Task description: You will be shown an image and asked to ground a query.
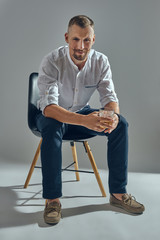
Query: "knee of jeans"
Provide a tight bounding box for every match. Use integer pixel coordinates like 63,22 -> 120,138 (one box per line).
118,115 -> 129,129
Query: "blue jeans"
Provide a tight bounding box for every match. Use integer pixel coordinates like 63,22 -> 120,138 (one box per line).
36,105 -> 129,199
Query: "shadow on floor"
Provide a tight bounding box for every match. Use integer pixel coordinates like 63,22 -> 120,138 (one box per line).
0,185 -> 137,229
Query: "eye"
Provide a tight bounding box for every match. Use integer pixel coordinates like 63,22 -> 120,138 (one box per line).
84,38 -> 91,42
73,37 -> 79,41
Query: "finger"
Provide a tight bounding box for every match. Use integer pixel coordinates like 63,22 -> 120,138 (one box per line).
100,120 -> 113,128
100,116 -> 113,121
104,129 -> 110,133
96,124 -> 110,132
96,127 -> 106,132
104,128 -> 112,134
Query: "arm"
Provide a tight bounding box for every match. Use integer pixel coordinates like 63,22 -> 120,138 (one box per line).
97,56 -> 120,133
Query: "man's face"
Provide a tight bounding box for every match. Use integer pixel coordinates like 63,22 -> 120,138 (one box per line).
65,24 -> 95,65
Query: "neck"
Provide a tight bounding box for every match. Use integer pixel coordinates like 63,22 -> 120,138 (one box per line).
76,61 -> 86,70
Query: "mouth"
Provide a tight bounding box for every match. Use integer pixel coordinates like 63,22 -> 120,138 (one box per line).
74,50 -> 84,54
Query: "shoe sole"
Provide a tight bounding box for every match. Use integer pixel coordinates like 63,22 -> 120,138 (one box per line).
44,214 -> 61,225
44,217 -> 61,225
110,202 -> 144,215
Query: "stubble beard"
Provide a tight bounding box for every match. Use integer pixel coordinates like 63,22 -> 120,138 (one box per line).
72,49 -> 89,62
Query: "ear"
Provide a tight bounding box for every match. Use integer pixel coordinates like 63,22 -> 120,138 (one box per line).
92,34 -> 95,45
65,32 -> 69,43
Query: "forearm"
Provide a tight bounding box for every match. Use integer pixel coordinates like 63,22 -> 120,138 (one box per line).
104,101 -> 120,114
44,104 -> 85,126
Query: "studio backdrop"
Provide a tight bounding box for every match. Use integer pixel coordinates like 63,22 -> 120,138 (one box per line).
0,0 -> 160,173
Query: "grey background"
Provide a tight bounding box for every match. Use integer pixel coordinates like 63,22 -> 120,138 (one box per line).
0,0 -> 159,173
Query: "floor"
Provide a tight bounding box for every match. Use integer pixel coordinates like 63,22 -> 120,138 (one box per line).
0,160 -> 159,240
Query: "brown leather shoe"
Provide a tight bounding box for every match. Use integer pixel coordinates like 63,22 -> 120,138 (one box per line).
110,193 -> 145,214
44,201 -> 61,224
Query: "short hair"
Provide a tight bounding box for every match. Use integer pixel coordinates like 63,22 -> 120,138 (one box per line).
68,15 -> 94,31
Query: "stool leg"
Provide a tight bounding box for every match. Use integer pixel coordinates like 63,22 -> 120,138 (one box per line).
83,141 -> 106,197
24,138 -> 42,188
70,141 -> 80,181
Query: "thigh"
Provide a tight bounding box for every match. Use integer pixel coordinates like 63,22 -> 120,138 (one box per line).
36,112 -> 64,135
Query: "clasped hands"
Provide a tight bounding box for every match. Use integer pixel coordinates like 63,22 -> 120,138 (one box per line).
85,111 -> 119,134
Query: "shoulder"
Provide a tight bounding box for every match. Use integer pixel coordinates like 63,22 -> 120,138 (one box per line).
90,49 -> 108,59
40,46 -> 68,69
45,46 -> 67,62
90,49 -> 110,67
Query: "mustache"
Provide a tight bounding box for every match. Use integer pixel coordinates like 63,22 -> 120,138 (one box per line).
73,49 -> 87,53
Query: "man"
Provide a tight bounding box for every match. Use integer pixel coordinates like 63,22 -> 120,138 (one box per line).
36,15 -> 145,225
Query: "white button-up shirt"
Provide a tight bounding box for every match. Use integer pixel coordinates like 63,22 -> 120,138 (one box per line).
37,46 -> 118,114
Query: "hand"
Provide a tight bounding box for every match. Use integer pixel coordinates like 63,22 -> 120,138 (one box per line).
102,113 -> 119,134
83,112 -> 115,132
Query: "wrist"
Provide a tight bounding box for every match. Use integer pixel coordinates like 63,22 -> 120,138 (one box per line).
78,114 -> 87,126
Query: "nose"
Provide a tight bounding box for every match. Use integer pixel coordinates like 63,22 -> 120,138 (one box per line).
78,40 -> 84,50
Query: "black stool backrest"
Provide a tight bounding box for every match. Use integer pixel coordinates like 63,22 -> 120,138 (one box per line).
28,72 -> 41,137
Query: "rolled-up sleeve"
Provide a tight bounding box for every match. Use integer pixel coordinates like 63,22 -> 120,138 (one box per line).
37,55 -> 59,114
97,57 -> 119,107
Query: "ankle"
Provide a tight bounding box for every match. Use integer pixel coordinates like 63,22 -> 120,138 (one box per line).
112,193 -> 124,201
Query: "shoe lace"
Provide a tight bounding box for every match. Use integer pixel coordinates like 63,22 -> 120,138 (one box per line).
46,202 -> 61,214
123,194 -> 136,205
